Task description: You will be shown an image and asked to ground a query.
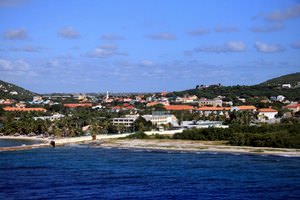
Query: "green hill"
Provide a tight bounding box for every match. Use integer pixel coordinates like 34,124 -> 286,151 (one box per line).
170,73 -> 300,101
0,80 -> 37,100
259,72 -> 300,87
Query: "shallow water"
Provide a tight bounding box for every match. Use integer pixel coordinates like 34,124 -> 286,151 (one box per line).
0,146 -> 300,199
0,139 -> 41,147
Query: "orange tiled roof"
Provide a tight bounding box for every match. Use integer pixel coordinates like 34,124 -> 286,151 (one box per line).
164,105 -> 194,111
197,106 -> 230,111
236,105 -> 256,110
3,107 -> 46,112
146,102 -> 164,107
258,108 -> 278,112
64,103 -> 92,108
284,104 -> 300,109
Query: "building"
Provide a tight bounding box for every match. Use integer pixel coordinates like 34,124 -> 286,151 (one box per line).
63,103 -> 93,108
231,105 -> 257,112
3,107 -> 47,112
284,103 -> 300,113
164,105 -> 194,111
282,84 -> 291,88
112,115 -> 138,127
258,108 -> 278,120
142,114 -> 178,126
198,98 -> 222,107
33,114 -> 65,121
196,107 -> 230,117
181,120 -> 229,129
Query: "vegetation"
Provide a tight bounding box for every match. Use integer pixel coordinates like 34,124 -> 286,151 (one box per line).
173,122 -> 300,148
171,85 -> 300,101
259,72 -> 300,87
0,80 -> 37,100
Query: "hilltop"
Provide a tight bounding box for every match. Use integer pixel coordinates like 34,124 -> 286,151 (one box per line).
171,73 -> 300,101
259,72 -> 300,87
0,80 -> 37,100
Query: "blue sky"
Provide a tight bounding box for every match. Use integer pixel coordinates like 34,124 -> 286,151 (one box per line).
0,0 -> 299,93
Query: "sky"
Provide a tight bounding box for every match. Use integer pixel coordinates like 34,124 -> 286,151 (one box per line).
0,0 -> 300,93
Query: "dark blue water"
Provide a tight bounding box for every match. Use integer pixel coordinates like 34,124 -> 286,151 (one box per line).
0,146 -> 300,200
0,139 -> 41,147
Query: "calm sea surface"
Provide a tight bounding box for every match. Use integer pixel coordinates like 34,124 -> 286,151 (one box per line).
0,143 -> 300,200
0,139 -> 41,147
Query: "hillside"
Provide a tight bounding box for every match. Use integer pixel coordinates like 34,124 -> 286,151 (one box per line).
0,80 -> 37,100
259,72 -> 300,87
171,73 -> 300,101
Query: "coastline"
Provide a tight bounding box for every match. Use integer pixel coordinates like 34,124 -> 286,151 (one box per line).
88,139 -> 300,157
1,135 -> 300,157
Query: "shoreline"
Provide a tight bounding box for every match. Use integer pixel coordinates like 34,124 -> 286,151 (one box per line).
1,136 -> 300,157
88,139 -> 300,157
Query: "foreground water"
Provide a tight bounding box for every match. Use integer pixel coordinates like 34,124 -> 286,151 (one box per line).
0,139 -> 41,147
0,145 -> 300,200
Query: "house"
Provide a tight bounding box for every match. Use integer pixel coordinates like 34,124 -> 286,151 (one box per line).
198,98 -> 222,107
276,95 -> 285,102
3,107 -> 47,112
282,84 -> 291,88
164,105 -> 194,111
284,103 -> 300,113
146,101 -> 169,107
197,107 -> 231,117
63,103 -> 93,108
258,108 -> 278,120
231,105 -> 257,112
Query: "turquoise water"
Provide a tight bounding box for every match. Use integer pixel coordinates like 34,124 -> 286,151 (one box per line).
0,139 -> 41,147
0,145 -> 300,199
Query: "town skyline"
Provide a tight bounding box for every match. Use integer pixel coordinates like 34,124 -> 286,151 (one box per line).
1,0 -> 300,93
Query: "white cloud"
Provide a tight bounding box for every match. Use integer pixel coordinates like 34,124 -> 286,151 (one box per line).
291,41 -> 300,49
188,28 -> 209,36
0,0 -> 26,8
4,29 -> 28,40
264,3 -> 300,22
214,26 -> 238,33
0,59 -> 30,71
58,27 -> 80,39
140,60 -> 154,66
251,22 -> 284,32
146,33 -> 176,40
193,41 -> 246,53
254,41 -> 283,53
87,44 -> 125,58
100,34 -> 125,40
10,45 -> 42,52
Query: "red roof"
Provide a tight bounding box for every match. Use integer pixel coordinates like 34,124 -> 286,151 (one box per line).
164,105 -> 194,111
3,107 -> 47,112
236,105 -> 256,110
64,103 -> 92,108
258,108 -> 278,112
284,104 -> 300,109
197,106 -> 230,111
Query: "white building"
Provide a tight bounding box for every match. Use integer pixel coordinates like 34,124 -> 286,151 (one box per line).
282,84 -> 291,88
181,120 -> 229,129
199,98 -> 222,107
142,114 -> 178,126
112,115 -> 138,127
258,108 -> 278,120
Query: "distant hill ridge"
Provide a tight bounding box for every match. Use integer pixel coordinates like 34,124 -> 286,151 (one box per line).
0,80 -> 37,100
259,72 -> 300,87
172,72 -> 300,101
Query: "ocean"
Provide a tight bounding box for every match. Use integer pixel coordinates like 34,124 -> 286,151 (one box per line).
0,144 -> 300,199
